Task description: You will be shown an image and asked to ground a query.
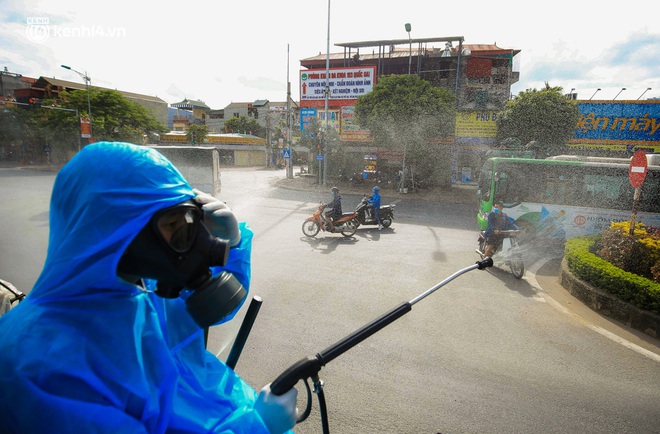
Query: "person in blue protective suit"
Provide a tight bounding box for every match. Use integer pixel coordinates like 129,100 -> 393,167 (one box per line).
0,142 -> 297,434
367,185 -> 383,230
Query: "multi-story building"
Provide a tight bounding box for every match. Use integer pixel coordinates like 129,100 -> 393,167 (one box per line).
170,98 -> 211,129
0,68 -> 37,101
300,36 -> 521,185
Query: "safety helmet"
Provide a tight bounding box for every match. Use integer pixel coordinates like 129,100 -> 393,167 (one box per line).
373,186 -> 380,193
331,187 -> 339,194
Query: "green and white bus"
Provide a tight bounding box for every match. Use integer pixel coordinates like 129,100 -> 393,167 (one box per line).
476,154 -> 660,240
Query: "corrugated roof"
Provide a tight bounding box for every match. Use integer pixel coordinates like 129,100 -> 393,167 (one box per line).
335,36 -> 465,49
301,41 -> 520,63
171,98 -> 210,109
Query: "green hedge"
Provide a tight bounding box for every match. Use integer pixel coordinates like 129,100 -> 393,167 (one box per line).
564,236 -> 660,314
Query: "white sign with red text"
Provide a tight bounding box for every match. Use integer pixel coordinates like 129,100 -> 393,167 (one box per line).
300,66 -> 376,103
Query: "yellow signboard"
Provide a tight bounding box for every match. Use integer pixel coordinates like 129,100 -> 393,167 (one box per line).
455,111 -> 498,138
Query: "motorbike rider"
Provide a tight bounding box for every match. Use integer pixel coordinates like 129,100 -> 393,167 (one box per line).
482,199 -> 519,258
367,185 -> 383,230
322,186 -> 342,230
0,142 -> 297,434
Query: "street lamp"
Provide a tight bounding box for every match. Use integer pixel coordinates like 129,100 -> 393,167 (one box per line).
405,23 -> 412,75
589,88 -> 601,100
61,64 -> 92,141
613,87 -> 626,100
637,87 -> 652,100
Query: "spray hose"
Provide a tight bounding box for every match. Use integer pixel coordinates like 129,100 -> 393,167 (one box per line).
270,258 -> 493,431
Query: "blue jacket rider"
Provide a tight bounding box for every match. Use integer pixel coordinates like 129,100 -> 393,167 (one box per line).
483,200 -> 519,258
0,142 -> 297,434
367,185 -> 383,230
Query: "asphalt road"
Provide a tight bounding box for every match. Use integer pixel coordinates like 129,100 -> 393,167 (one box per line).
1,165 -> 659,434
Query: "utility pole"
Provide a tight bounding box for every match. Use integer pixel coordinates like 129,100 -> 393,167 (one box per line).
286,44 -> 294,179
323,0 -> 331,186
61,65 -> 92,142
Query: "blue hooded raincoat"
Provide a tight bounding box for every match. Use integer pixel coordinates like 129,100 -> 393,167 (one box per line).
0,142 -> 272,433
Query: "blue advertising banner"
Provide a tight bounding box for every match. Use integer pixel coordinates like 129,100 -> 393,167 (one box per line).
572,101 -> 660,146
300,108 -> 317,137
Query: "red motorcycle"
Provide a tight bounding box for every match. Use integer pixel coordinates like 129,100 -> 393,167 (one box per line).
302,204 -> 358,238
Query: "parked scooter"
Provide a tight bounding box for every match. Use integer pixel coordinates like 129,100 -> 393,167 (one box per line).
476,229 -> 524,279
349,195 -> 395,228
302,203 -> 358,238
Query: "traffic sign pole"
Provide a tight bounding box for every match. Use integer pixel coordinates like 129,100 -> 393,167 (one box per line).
628,151 -> 648,236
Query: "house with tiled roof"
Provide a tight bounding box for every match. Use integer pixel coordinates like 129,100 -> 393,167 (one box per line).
13,76 -> 168,126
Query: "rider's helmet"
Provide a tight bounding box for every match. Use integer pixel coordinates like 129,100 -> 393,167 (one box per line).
372,186 -> 380,193
331,186 -> 339,195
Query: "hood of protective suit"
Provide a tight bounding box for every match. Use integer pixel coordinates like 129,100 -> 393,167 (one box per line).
34,141 -> 194,301
0,142 -> 267,433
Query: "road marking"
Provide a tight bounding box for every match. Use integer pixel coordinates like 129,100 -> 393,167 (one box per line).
526,259 -> 660,363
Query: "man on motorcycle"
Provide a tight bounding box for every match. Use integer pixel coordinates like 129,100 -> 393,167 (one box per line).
322,187 -> 342,230
367,186 -> 383,230
482,200 -> 519,258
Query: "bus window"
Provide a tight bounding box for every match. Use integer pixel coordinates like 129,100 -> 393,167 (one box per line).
478,166 -> 492,202
640,170 -> 660,213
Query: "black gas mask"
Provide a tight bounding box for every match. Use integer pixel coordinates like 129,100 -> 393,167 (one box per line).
117,200 -> 247,328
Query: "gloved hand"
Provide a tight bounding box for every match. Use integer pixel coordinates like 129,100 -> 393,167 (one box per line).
192,189 -> 241,247
254,383 -> 298,434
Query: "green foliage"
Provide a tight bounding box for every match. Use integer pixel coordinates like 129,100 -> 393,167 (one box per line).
355,74 -> 455,149
224,116 -> 264,137
497,83 -> 578,157
60,88 -> 167,143
354,74 -> 455,186
0,104 -> 78,163
186,124 -> 208,144
0,89 -> 168,164
564,236 -> 660,313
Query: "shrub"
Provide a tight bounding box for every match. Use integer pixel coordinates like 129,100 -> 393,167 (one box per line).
594,221 -> 660,283
564,236 -> 660,314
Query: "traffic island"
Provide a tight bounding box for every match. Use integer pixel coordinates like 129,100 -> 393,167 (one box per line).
560,259 -> 660,339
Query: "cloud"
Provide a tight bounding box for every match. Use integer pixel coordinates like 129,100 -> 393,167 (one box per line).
237,76 -> 286,92
515,30 -> 660,96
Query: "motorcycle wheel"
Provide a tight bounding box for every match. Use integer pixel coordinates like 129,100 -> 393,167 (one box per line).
381,216 -> 392,228
510,254 -> 525,279
341,219 -> 358,237
302,220 -> 320,237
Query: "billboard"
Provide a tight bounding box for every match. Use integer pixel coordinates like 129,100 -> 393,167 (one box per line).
300,66 -> 376,107
300,108 -> 317,135
340,106 -> 372,142
454,110 -> 498,147
570,101 -> 660,151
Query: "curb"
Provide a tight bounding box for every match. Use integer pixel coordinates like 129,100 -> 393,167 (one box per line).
560,259 -> 660,339
275,174 -> 479,205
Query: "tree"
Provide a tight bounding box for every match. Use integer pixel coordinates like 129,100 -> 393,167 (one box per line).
60,88 -> 168,144
496,83 -> 578,158
224,116 -> 264,137
354,74 -> 455,187
186,124 -> 208,144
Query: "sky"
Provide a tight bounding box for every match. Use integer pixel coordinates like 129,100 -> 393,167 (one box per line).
1,0 -> 659,110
